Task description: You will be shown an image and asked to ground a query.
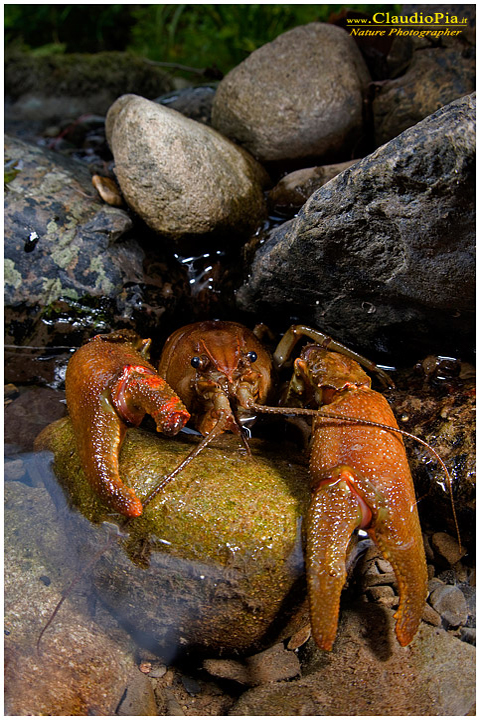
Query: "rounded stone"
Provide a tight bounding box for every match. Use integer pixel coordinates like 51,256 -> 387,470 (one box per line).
35,418 -> 310,656
429,584 -> 468,628
106,94 -> 268,240
211,23 -> 371,163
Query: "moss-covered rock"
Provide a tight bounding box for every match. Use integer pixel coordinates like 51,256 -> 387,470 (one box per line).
35,418 -> 311,655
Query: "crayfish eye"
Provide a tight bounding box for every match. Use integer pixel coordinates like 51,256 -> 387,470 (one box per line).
190,355 -> 209,370
246,351 -> 258,363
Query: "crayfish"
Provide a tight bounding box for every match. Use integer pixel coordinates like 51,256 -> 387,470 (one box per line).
61,320 -> 453,652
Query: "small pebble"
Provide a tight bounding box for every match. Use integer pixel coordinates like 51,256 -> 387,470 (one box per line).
4,383 -> 19,405
203,658 -> 250,685
427,564 -> 436,580
363,571 -> 397,588
421,604 -> 442,627
423,533 -> 435,562
91,174 -> 123,207
204,643 -> 300,686
287,624 -> 311,650
459,627 -> 476,645
431,532 -> 466,565
181,675 -> 201,695
428,578 -> 445,593
148,663 -> 167,679
429,584 -> 468,628
376,558 -> 393,574
246,644 -> 301,685
367,585 -> 395,602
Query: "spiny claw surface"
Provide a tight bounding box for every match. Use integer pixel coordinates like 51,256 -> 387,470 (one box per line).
65,331 -> 190,517
307,385 -> 428,650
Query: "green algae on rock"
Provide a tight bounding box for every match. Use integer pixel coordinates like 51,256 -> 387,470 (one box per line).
35,417 -> 310,655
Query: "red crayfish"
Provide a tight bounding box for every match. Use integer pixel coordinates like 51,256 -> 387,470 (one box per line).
62,320 -> 454,651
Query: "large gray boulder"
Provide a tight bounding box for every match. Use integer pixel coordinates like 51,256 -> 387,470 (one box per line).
106,94 -> 268,240
237,93 -> 475,360
211,23 -> 371,164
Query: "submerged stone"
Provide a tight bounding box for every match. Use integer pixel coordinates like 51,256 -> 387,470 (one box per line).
35,418 -> 310,655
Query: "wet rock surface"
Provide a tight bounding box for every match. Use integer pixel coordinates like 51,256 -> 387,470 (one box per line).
4,133 -> 196,354
4,134 -> 141,345
35,418 -> 311,655
212,23 -> 371,164
238,93 -> 475,362
4,478 -> 137,716
106,94 -> 269,240
388,361 -> 476,542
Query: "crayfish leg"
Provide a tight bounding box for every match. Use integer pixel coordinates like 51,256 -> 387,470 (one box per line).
306,471 -> 364,651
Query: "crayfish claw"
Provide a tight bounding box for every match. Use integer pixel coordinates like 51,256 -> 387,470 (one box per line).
306,475 -> 364,651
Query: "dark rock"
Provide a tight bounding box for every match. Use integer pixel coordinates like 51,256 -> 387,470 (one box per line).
156,85 -> 217,125
4,134 -> 187,351
373,48 -> 475,146
431,531 -> 467,565
429,584 -> 468,627
387,366 -> 475,544
386,5 -> 476,78
117,668 -> 158,716
237,93 -> 475,362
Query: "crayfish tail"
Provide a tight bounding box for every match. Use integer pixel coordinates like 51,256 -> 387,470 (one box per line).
306,478 -> 363,651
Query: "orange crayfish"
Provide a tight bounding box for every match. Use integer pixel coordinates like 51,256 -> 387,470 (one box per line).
158,320 -> 272,439
63,320 -> 449,652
